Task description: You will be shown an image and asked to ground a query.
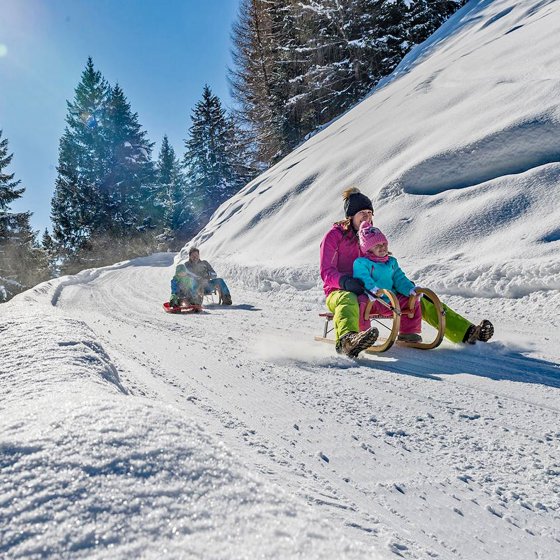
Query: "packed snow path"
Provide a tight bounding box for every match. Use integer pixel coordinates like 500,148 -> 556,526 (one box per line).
36,254 -> 560,559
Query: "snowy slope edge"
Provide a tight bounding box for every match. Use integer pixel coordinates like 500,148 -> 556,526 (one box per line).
0,301 -> 374,559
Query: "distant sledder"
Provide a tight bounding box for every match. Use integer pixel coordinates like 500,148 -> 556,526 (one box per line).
317,188 -> 494,357
164,249 -> 233,313
164,263 -> 203,313
185,248 -> 232,305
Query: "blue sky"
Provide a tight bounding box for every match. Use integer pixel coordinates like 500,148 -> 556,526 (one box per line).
0,0 -> 241,232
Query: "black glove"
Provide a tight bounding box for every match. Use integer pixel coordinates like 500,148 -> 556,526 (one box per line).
339,275 -> 365,295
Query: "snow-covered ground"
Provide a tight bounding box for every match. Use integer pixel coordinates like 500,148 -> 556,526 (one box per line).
2,0 -> 560,558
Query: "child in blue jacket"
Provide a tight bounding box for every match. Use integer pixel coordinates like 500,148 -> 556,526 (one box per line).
353,223 -> 422,342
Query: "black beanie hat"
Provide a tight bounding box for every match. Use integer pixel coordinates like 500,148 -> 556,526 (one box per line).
344,189 -> 373,217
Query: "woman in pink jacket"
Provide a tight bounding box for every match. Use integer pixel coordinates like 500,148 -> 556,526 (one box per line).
320,188 -> 380,357
320,188 -> 493,357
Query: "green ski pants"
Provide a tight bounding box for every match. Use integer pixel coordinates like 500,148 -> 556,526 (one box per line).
326,290 -> 360,342
421,298 -> 471,344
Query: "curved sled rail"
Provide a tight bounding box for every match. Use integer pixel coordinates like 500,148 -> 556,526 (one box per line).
314,289 -> 402,354
362,289 -> 401,353
396,287 -> 446,350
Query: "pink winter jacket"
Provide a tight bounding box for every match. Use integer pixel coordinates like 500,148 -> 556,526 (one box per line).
320,222 -> 361,297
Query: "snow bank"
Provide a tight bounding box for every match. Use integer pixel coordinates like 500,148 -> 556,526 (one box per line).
184,0 -> 560,302
0,301 -> 373,559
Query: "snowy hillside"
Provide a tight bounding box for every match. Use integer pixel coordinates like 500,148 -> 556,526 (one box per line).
2,0 -> 560,559
188,0 -> 560,301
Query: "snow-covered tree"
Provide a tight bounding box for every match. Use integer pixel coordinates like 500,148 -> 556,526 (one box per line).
154,135 -> 192,250
230,0 -> 467,167
183,86 -> 250,233
51,59 -> 157,273
0,130 -> 49,301
406,0 -> 467,45
230,0 -> 289,165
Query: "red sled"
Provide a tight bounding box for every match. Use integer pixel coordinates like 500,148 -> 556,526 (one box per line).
163,301 -> 203,314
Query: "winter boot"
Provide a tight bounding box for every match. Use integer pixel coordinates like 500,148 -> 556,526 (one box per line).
336,327 -> 379,358
463,319 -> 494,344
398,333 -> 422,343
477,319 -> 494,342
222,294 -> 232,305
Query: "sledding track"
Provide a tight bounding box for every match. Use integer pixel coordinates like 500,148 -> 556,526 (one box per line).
52,256 -> 560,559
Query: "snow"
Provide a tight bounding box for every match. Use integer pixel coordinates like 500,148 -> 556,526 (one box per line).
2,0 -> 560,558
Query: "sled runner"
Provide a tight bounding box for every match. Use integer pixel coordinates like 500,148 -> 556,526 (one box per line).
163,301 -> 203,314
315,287 -> 446,353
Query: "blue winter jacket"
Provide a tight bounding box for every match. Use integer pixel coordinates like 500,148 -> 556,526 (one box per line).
353,256 -> 415,296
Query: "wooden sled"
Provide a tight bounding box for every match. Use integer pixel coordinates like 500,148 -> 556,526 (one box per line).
315,287 -> 446,353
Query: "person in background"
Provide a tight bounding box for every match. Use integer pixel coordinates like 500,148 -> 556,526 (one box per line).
170,263 -> 200,307
185,248 -> 232,305
319,188 -> 493,356
319,189 -> 380,357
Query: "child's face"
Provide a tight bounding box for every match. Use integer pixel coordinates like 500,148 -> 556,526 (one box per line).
177,271 -> 187,278
369,242 -> 388,258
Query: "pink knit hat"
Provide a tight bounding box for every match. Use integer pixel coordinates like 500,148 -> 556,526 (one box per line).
358,222 -> 388,253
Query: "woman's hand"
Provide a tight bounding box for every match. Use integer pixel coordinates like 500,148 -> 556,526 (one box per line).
339,275 -> 365,295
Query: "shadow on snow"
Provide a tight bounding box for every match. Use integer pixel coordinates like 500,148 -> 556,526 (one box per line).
356,343 -> 560,389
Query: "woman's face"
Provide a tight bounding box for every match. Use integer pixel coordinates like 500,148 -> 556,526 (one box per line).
352,209 -> 373,230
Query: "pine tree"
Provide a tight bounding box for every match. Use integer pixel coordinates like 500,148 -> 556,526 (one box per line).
230,0 -> 288,165
51,59 -> 157,273
283,0 -> 409,137
406,1 -> 467,45
51,57 -> 111,268
0,130 -> 48,301
154,135 -> 191,250
183,86 -> 245,232
224,114 -> 260,189
41,228 -> 59,277
103,83 -> 155,239
230,0 -> 466,165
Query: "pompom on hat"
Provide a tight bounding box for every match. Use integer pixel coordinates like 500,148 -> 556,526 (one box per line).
358,222 -> 388,253
342,187 -> 373,217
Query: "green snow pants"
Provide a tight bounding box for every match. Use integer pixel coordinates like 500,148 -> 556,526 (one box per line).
326,290 -> 360,342
421,298 -> 471,344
